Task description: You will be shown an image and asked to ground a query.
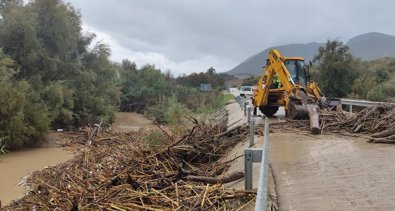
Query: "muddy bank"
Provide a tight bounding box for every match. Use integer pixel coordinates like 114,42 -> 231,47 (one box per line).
0,148 -> 73,205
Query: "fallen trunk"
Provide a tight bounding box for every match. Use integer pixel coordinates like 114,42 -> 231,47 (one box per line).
307,104 -> 321,134
185,171 -> 244,184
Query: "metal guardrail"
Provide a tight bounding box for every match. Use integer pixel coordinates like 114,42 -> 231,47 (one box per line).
340,98 -> 382,113
244,117 -> 270,211
254,117 -> 270,211
340,98 -> 395,112
236,96 -> 270,209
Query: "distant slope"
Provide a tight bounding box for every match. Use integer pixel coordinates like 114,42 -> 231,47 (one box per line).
227,43 -> 323,75
347,32 -> 395,60
228,32 -> 395,75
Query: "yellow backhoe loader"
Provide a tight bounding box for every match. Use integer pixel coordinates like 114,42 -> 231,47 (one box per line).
252,49 -> 327,134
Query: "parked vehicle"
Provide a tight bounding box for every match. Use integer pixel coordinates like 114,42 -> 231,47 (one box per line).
240,86 -> 253,98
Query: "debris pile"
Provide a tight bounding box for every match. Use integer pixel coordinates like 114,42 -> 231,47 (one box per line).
269,103 -> 395,143
323,104 -> 395,143
5,111 -> 252,210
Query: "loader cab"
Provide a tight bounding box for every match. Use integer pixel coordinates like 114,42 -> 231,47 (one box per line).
284,58 -> 307,88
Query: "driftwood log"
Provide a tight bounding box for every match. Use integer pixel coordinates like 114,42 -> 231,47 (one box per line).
307,104 -> 320,134
185,171 -> 244,184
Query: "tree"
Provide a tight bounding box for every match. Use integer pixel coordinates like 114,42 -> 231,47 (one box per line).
241,76 -> 259,86
119,63 -> 170,112
314,40 -> 356,98
0,51 -> 50,149
0,0 -> 120,148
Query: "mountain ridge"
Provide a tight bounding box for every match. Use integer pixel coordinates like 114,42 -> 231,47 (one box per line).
227,32 -> 395,75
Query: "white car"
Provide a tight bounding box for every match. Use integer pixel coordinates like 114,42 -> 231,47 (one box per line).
240,86 -> 253,98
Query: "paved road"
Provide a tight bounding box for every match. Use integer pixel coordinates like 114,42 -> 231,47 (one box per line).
270,132 -> 395,211
225,101 -> 395,210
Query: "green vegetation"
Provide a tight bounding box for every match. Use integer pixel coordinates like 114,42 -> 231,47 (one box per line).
0,0 -> 226,151
313,40 -> 395,101
0,0 -> 119,149
119,61 -> 227,125
143,131 -> 168,150
176,66 -> 225,89
222,94 -> 235,105
241,76 -> 259,86
313,40 -> 356,98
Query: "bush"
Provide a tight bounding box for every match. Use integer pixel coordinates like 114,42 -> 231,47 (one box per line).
367,76 -> 395,102
143,131 -> 168,150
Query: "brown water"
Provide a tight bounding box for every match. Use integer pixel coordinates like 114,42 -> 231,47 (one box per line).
0,148 -> 73,205
112,112 -> 155,132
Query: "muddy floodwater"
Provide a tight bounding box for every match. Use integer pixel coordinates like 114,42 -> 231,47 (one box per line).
0,148 -> 73,205
112,112 -> 155,132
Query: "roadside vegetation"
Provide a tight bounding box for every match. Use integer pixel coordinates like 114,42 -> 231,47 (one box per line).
312,40 -> 395,101
0,0 -> 229,151
118,59 -> 227,125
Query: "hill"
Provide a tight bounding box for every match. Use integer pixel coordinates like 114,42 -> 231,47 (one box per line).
347,32 -> 395,60
227,32 -> 395,75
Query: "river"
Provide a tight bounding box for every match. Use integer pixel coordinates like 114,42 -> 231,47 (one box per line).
0,147 -> 73,205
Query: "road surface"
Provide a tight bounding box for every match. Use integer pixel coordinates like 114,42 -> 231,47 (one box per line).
224,101 -> 395,211
270,132 -> 395,211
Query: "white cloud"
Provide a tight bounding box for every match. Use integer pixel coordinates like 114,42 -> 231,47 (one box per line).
67,0 -> 395,75
83,24 -> 234,75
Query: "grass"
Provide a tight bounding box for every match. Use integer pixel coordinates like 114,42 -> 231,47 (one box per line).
143,131 -> 168,150
222,94 -> 235,105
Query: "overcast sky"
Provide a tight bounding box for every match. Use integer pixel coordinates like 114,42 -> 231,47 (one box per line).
65,0 -> 395,75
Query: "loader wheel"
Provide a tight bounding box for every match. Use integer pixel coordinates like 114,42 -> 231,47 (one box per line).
259,106 -> 279,117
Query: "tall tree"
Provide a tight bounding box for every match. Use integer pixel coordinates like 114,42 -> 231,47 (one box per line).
314,40 -> 356,98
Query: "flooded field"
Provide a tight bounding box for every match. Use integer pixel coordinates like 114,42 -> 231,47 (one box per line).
0,148 -> 73,205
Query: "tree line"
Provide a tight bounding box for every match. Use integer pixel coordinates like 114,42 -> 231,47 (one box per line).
0,0 -> 226,150
312,40 -> 395,101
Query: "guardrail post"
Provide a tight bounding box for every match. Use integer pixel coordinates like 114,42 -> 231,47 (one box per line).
244,102 -> 249,116
249,118 -> 255,147
247,106 -> 252,122
349,104 -> 353,113
244,149 -> 253,190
